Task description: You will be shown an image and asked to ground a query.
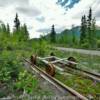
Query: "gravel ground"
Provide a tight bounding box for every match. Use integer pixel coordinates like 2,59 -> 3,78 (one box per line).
55,47 -> 100,56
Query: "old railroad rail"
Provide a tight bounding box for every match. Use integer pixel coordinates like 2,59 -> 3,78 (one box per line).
23,58 -> 88,100
38,56 -> 100,82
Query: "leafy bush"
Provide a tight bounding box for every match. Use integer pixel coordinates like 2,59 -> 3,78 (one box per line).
81,42 -> 89,48
0,65 -> 11,83
14,70 -> 38,94
6,45 -> 14,51
0,50 -> 21,83
32,40 -> 49,56
0,60 -> 20,82
97,40 -> 100,48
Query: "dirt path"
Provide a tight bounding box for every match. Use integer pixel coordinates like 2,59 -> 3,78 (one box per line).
54,47 -> 100,56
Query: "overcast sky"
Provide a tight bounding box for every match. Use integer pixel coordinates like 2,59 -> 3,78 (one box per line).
0,0 -> 100,38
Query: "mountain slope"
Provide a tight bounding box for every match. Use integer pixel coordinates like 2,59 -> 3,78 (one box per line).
59,26 -> 100,38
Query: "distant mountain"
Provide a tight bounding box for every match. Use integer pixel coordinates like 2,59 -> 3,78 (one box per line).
96,27 -> 100,39
57,25 -> 100,39
58,26 -> 80,37
40,25 -> 100,42
57,0 -> 80,9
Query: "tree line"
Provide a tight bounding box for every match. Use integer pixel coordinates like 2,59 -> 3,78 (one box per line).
0,8 -> 99,49
49,8 -> 99,49
0,13 -> 29,44
80,8 -> 96,48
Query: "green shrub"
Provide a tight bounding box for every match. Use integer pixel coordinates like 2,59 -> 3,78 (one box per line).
6,45 -> 14,51
0,50 -> 21,82
0,66 -> 11,83
97,40 -> 100,48
32,40 -> 49,56
14,70 -> 38,94
81,42 -> 89,49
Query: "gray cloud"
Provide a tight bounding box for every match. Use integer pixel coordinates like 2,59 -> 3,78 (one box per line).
95,13 -> 100,20
36,16 -> 45,22
16,6 -> 41,17
71,12 -> 83,19
0,0 -> 41,17
0,0 -> 29,7
95,10 -> 100,20
37,28 -> 50,33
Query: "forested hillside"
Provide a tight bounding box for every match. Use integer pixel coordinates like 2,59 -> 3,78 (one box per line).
49,8 -> 100,49
56,25 -> 100,48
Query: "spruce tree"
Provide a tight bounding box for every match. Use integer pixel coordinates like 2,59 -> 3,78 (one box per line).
91,17 -> 96,48
1,23 -> 6,33
6,23 -> 10,35
50,25 -> 56,43
13,13 -> 21,41
14,13 -> 20,32
87,7 -> 92,48
22,24 -> 29,41
0,23 -> 7,42
71,25 -> 76,44
80,15 -> 87,45
18,23 -> 29,42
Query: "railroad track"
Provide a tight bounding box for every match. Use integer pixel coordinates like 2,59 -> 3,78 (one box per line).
55,61 -> 100,82
38,56 -> 100,82
23,58 -> 88,100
